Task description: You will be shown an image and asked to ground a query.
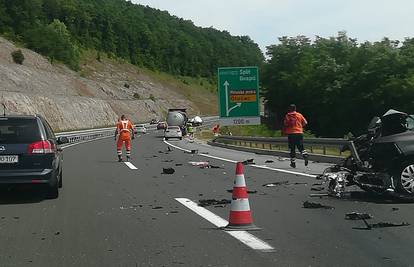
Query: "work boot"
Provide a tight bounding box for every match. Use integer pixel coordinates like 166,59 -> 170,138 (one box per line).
126,156 -> 130,162
304,155 -> 309,166
290,161 -> 296,168
118,155 -> 123,162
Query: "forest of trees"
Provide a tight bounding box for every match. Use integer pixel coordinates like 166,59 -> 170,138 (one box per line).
0,0 -> 264,75
262,32 -> 414,137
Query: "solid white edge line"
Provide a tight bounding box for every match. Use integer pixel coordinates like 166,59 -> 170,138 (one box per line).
124,162 -> 138,170
175,198 -> 275,252
164,140 -> 316,178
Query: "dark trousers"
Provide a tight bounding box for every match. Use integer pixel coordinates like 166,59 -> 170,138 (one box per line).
288,134 -> 308,161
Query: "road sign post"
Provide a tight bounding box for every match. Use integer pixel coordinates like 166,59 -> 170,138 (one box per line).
218,67 -> 260,126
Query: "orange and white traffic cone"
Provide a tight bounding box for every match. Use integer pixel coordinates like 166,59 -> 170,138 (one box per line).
224,162 -> 260,231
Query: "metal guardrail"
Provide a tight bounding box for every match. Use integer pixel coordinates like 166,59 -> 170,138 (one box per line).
208,135 -> 352,164
56,127 -> 116,145
211,135 -> 349,153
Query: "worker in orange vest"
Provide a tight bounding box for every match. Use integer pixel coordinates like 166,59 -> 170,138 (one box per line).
115,115 -> 135,162
283,104 -> 308,168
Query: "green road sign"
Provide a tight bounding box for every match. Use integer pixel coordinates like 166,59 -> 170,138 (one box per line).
218,66 -> 260,126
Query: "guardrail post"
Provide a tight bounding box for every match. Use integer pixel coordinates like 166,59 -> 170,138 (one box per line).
323,146 -> 326,155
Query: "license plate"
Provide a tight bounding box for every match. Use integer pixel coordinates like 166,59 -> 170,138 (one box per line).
0,155 -> 18,164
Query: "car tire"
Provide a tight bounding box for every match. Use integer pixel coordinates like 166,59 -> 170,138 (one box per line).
46,173 -> 59,199
394,162 -> 414,195
58,169 -> 63,188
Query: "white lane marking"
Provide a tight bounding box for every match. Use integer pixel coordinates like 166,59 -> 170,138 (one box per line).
175,198 -> 274,252
124,162 -> 138,170
164,140 -> 316,178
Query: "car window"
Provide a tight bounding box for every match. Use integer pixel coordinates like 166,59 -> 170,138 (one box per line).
41,118 -> 56,139
0,118 -> 41,144
407,115 -> 414,130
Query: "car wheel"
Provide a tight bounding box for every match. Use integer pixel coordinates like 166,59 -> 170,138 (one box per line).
58,170 -> 63,188
394,163 -> 414,195
46,173 -> 59,199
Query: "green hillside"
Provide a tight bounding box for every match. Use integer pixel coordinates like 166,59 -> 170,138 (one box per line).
0,0 -> 264,77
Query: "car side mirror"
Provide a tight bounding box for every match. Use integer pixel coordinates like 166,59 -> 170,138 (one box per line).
57,136 -> 69,145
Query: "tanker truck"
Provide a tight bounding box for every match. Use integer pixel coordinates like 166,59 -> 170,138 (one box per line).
166,108 -> 188,135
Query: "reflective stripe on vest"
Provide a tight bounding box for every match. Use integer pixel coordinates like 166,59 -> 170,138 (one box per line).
120,120 -> 130,133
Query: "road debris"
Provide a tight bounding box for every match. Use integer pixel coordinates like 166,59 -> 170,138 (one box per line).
263,181 -> 289,187
242,158 -> 255,165
175,163 -> 183,166
345,212 -> 373,220
310,193 -> 329,197
263,181 -> 307,187
311,187 -> 325,191
303,201 -> 334,209
265,160 -> 274,163
162,168 -> 175,174
392,207 -> 399,211
163,160 -> 173,162
188,161 -> 209,168
355,218 -> 410,230
277,157 -> 289,161
198,199 -> 231,207
152,206 -> 163,210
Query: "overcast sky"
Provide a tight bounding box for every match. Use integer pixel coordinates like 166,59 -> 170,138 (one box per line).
132,0 -> 414,53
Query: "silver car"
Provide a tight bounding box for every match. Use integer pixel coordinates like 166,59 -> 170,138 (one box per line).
135,125 -> 147,134
164,126 -> 182,140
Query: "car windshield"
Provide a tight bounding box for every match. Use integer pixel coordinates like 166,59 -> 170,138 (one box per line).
0,118 -> 41,144
407,115 -> 414,130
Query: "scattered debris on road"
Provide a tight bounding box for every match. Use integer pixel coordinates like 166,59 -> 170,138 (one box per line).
263,181 -> 308,187
355,219 -> 410,230
163,160 -> 173,162
392,207 -> 399,211
265,160 -> 274,163
175,163 -> 183,166
263,181 -> 289,187
242,159 -> 255,165
345,212 -> 373,220
311,187 -> 325,191
198,199 -> 231,207
188,161 -> 209,168
303,201 -> 334,209
152,206 -> 163,210
162,168 -> 175,174
310,193 -> 329,197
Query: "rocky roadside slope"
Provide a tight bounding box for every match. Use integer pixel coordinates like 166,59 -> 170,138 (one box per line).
0,37 -> 216,131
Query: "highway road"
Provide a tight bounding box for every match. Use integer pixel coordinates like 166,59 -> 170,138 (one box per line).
1,130 -> 414,267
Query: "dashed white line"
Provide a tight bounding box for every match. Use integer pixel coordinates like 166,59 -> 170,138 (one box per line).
124,162 -> 138,170
175,198 -> 275,252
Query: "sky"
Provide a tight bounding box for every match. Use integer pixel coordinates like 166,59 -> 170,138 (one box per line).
131,0 -> 414,53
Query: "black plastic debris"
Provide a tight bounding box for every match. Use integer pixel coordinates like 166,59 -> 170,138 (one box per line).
392,207 -> 400,211
355,218 -> 410,230
303,201 -> 334,209
315,175 -> 324,180
152,206 -> 163,210
163,168 -> 175,174
54,231 -> 60,236
311,187 -> 325,191
265,160 -> 274,163
167,146 -> 172,152
190,149 -> 198,154
345,212 -> 373,220
198,199 -> 231,207
242,159 -> 255,165
175,163 -> 183,166
163,160 -> 173,162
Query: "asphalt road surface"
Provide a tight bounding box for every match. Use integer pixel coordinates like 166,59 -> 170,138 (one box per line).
1,131 -> 414,267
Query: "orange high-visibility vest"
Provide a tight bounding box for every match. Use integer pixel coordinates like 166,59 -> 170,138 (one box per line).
117,120 -> 133,140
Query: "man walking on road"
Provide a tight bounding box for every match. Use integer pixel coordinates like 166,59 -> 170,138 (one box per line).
115,115 -> 135,162
283,104 -> 309,168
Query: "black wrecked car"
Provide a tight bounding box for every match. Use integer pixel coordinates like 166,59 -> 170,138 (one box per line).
0,115 -> 68,198
322,109 -> 414,198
